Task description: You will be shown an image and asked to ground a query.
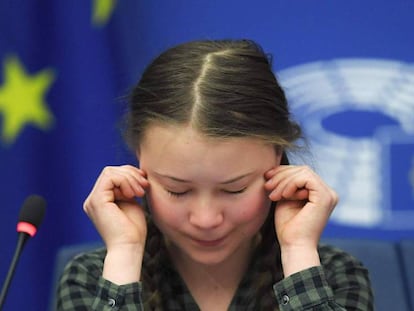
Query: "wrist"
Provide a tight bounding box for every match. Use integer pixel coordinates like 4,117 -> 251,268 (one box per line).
280,244 -> 320,277
103,243 -> 145,285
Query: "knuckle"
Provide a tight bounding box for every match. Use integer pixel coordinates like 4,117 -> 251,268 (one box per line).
102,166 -> 115,175
328,189 -> 339,208
299,165 -> 314,177
300,165 -> 311,172
83,199 -> 90,213
332,190 -> 339,206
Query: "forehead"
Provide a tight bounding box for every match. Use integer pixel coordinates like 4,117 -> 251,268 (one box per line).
139,124 -> 277,177
140,123 -> 270,152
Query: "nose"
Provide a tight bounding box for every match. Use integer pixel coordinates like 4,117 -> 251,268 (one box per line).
188,197 -> 224,229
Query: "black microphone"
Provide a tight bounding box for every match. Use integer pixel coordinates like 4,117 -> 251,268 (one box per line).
0,195 -> 47,310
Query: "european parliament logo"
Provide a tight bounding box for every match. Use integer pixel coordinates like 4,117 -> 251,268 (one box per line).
279,59 -> 414,230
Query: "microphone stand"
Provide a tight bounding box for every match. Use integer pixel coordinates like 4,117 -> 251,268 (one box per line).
0,233 -> 29,310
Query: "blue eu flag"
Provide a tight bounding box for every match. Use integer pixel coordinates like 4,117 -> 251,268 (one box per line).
0,1 -> 141,310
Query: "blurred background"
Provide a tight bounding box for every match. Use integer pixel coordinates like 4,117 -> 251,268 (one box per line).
0,1 -> 413,310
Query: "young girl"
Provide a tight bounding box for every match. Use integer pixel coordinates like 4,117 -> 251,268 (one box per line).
57,39 -> 373,310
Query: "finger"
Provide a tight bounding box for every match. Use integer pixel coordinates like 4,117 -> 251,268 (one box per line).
113,187 -> 135,202
264,165 -> 297,188
114,171 -> 146,199
264,165 -> 290,180
84,167 -> 146,216
113,165 -> 149,194
266,166 -> 317,201
285,188 -> 310,201
265,167 -> 301,200
278,172 -> 311,200
119,165 -> 149,184
118,200 -> 146,228
95,166 -> 148,199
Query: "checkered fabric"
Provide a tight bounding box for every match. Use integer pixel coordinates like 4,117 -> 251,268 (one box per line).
56,244 -> 373,310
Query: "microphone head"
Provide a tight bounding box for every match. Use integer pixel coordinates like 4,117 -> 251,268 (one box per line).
17,195 -> 47,236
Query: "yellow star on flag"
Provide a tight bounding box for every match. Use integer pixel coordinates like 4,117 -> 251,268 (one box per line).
92,0 -> 117,26
0,56 -> 55,144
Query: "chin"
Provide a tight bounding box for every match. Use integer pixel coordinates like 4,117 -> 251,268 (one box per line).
169,239 -> 237,267
186,250 -> 234,267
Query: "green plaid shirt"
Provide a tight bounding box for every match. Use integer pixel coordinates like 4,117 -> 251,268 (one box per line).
56,244 -> 373,310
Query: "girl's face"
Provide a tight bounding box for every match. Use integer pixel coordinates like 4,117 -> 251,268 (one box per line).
139,125 -> 280,266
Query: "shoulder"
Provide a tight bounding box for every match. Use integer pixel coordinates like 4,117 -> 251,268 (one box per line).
318,243 -> 371,287
318,243 -> 364,268
60,247 -> 107,281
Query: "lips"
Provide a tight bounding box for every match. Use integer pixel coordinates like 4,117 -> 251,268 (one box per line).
191,236 -> 226,247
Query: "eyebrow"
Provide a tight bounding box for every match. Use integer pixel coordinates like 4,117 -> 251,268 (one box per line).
153,171 -> 254,184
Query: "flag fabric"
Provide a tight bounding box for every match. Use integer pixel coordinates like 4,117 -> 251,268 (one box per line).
0,1 -> 142,310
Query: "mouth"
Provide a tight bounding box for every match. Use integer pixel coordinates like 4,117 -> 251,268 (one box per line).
191,236 -> 227,247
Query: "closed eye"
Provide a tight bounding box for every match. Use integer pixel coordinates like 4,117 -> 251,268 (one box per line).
223,187 -> 247,195
167,190 -> 189,197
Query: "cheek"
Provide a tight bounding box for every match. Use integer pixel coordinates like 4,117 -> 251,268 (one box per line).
146,187 -> 185,228
228,191 -> 271,225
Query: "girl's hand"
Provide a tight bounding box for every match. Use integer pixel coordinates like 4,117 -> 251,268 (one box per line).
84,165 -> 149,249
83,165 -> 149,284
264,165 -> 338,276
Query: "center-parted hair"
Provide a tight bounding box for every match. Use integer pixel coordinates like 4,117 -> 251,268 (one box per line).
124,39 -> 302,310
125,39 -> 301,149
